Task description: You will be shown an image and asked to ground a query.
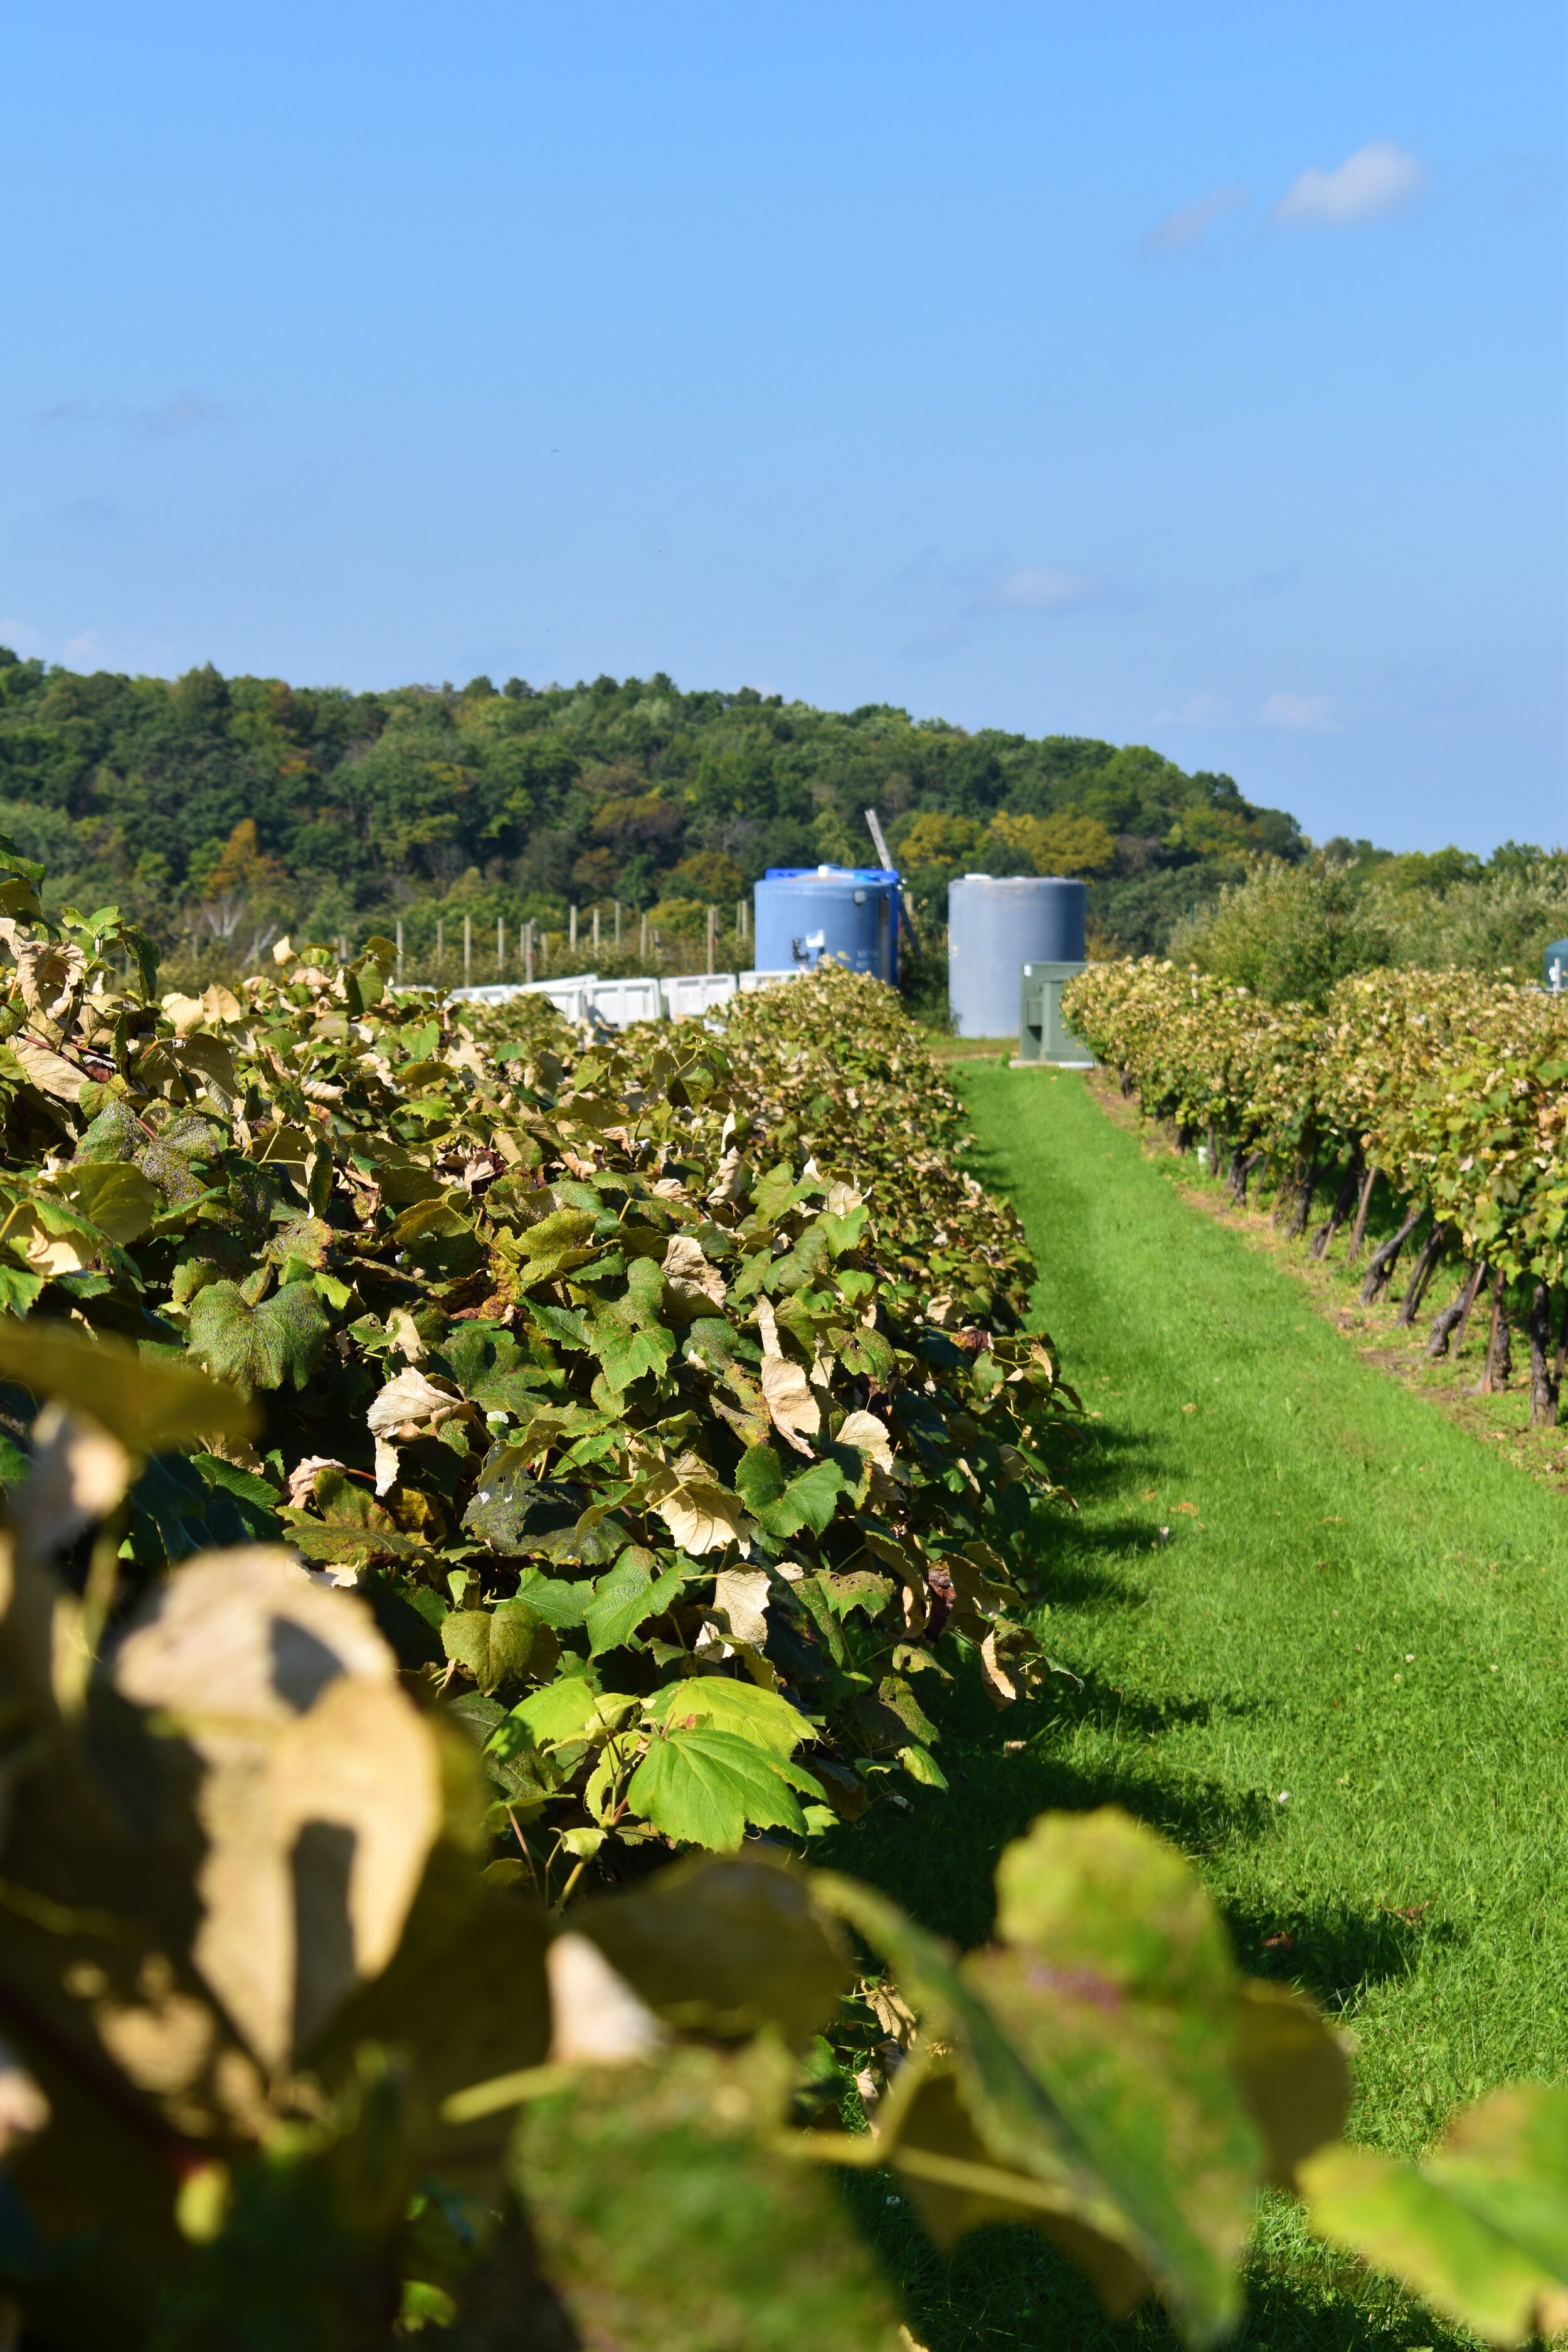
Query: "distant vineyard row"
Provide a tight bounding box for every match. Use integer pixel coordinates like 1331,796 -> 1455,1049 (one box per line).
1067,957 -> 1568,1418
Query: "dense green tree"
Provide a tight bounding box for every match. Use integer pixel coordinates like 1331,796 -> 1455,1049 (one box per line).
0,646 -> 1318,965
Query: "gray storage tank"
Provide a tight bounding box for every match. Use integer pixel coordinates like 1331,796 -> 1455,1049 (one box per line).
753,866 -> 900,983
948,874 -> 1086,1038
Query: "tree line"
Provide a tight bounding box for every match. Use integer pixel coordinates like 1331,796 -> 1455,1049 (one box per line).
0,650 -> 1306,973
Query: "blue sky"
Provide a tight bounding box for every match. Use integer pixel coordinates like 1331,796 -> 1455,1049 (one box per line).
2,2 -> 1562,850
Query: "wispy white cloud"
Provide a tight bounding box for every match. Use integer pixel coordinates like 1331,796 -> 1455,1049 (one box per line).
975,566 -> 1108,614
1262,691 -> 1333,731
1153,692 -> 1227,726
0,619 -> 44,657
1140,183 -> 1249,255
39,389 -> 225,436
1274,142 -> 1426,228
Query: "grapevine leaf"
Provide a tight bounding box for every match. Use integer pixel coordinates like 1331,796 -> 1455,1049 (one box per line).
188,1279 -> 331,1398
55,1160 -> 160,1245
440,1601 -> 557,1693
519,2047 -> 905,2352
626,1725 -> 818,1850
1301,2087 -> 1568,2347
644,1676 -> 813,1757
734,1446 -> 842,1537
583,1552 -> 687,1656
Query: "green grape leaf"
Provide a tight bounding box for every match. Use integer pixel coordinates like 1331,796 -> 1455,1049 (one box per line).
626,1725 -> 822,1850
583,1552 -> 687,1656
188,1278 -> 331,1397
514,1568 -> 593,1629
1232,1980 -> 1350,2188
55,1159 -> 160,1244
590,1305 -> 676,1394
644,1675 -> 813,1757
440,1601 -> 558,1693
817,1806 -> 1265,2344
734,1446 -> 843,1537
1302,2086 -> 1568,2347
518,2046 -> 905,2352
507,1677 -> 628,1747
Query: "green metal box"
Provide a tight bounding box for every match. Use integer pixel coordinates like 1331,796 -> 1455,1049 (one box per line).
1018,960 -> 1093,1066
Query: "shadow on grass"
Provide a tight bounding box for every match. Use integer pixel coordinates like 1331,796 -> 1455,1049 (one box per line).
843,2188 -> 1473,2352
818,1687 -> 1269,1950
1225,1893 -> 1460,2015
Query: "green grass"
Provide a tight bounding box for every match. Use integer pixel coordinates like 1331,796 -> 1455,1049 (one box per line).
832,1067 -> 1568,2351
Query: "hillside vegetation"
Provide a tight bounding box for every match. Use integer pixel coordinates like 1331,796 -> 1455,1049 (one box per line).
0,651 -> 1303,975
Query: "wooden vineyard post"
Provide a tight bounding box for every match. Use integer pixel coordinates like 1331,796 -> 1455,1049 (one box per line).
464,916 -> 472,986
706,905 -> 717,975
569,904 -> 578,955
496,917 -> 504,977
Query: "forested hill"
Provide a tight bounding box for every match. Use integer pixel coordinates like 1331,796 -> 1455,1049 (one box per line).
0,650 -> 1305,966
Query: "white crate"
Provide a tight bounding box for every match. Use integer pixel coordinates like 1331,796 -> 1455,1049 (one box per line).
662,973 -> 738,1019
738,968 -> 807,992
452,974 -> 600,1019
586,977 -> 664,1027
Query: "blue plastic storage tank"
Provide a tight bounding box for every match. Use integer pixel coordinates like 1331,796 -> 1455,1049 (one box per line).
753,866 -> 900,983
1545,938 -> 1568,992
948,875 -> 1087,1037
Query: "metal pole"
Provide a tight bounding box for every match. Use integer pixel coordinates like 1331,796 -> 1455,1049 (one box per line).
640,911 -> 649,961
614,900 -> 622,946
437,918 -> 444,974
865,804 -> 918,949
525,920 -> 536,983
706,906 -> 716,976
395,919 -> 403,983
464,915 -> 472,985
592,905 -> 600,955
569,904 -> 578,955
497,916 -> 504,976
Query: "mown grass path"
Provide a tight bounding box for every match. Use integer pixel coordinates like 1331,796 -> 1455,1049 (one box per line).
856,1067 -> 1568,2352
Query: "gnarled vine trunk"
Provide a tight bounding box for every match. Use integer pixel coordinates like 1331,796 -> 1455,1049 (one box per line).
1283,1159 -> 1321,1241
1428,1262 -> 1484,1357
1227,1148 -> 1266,1206
1530,1281 -> 1560,1427
1359,1202 -> 1426,1305
1345,1166 -> 1379,1263
1473,1271 -> 1512,1395
1395,1221 -> 1451,1328
1310,1155 -> 1363,1260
